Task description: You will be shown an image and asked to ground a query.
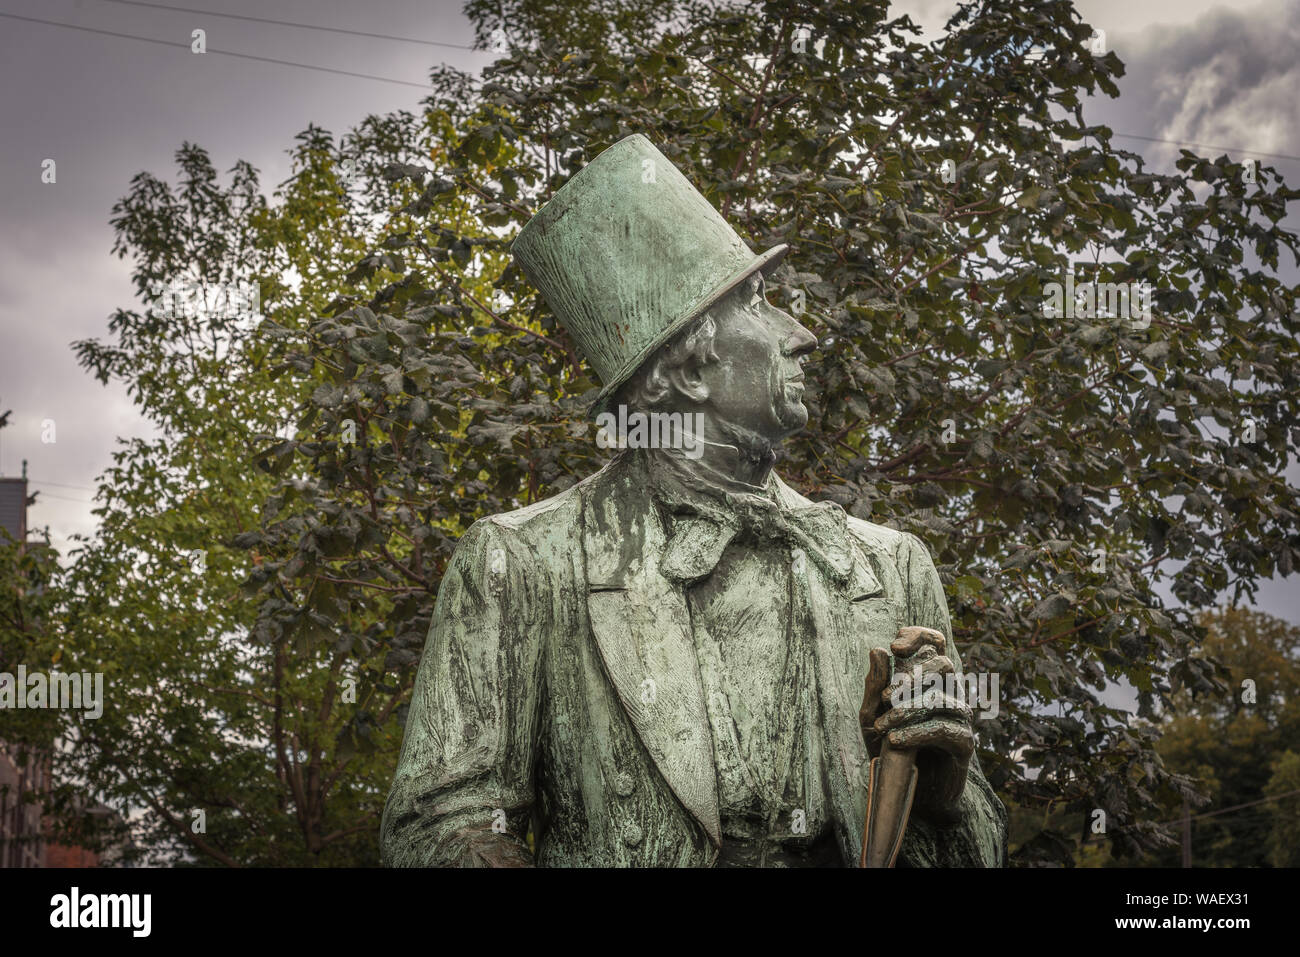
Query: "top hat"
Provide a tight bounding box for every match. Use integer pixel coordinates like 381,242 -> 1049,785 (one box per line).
511,133 -> 788,418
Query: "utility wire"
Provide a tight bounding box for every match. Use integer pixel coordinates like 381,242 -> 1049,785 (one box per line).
1185,787 -> 1300,822
10,11 -> 1300,167
93,1 -> 1300,166
29,491 -> 96,504
0,11 -> 434,89
1108,132 -> 1300,166
1155,786 -> 1300,826
97,0 -> 481,51
29,479 -> 96,492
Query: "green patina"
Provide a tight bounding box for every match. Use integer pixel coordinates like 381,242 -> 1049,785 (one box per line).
380,134 -> 1007,867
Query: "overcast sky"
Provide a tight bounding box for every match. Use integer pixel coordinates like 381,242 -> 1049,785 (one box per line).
1,0 -> 1297,621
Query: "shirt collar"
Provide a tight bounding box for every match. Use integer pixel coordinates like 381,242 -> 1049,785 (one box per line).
640,449 -> 854,587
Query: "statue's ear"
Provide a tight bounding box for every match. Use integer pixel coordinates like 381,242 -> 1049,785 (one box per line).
666,362 -> 709,405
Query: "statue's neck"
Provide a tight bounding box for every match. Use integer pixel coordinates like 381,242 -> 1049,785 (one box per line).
647,413 -> 778,493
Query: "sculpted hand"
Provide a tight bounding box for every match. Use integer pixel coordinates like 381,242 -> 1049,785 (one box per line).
859,626 -> 974,823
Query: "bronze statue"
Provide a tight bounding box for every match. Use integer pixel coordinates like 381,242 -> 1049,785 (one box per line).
380,133 -> 1006,866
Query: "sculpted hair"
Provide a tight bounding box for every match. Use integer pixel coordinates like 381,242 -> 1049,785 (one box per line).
616,312 -> 719,413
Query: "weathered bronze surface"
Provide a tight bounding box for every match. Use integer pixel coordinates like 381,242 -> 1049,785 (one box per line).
380,134 -> 1007,867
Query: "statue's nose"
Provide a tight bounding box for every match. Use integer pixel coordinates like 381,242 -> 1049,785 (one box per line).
783,316 -> 818,356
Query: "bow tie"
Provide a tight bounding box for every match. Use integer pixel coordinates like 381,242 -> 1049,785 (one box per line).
654,480 -> 854,587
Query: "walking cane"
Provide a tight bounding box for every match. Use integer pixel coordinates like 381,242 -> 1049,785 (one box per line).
860,740 -> 918,868
859,627 -> 944,868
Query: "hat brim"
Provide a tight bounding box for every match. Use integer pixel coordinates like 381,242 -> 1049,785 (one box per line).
587,243 -> 789,420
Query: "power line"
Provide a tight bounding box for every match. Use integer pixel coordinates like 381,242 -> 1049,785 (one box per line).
10,11 -> 1299,169
97,0 -> 480,51
0,11 -> 434,90
1109,131 -> 1300,166
29,491 -> 96,504
1187,787 -> 1300,822
29,479 -> 96,492
1155,786 -> 1300,826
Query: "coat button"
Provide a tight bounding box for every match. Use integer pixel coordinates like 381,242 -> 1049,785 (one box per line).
613,771 -> 636,797
622,822 -> 644,847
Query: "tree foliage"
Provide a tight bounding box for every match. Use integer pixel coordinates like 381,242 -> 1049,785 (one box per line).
1141,607 -> 1300,867
0,466 -> 63,753
57,133 -> 424,865
42,0 -> 1300,865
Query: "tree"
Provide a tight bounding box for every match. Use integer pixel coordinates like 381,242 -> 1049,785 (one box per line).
64,0 -> 1300,864
1134,607 -> 1300,867
250,0 -> 1296,863
1264,750 -> 1300,868
0,515 -> 59,745
0,420 -> 79,858
59,129 -> 437,864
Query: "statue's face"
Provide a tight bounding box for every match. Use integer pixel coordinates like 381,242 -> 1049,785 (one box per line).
696,273 -> 818,443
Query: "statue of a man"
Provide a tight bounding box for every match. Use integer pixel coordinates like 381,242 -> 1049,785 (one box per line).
381,134 -> 1006,867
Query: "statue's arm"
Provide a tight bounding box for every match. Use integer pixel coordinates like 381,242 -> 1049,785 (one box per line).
898,532 -> 1008,867
380,519 -> 545,867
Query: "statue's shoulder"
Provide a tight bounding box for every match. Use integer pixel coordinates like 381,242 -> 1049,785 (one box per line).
480,486 -> 582,535
472,486 -> 584,555
844,514 -> 917,556
469,455 -> 628,544
772,472 -> 919,557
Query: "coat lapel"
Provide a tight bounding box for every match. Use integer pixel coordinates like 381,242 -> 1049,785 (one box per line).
801,558 -> 870,865
579,458 -> 887,859
581,457 -> 722,847
774,478 -> 886,865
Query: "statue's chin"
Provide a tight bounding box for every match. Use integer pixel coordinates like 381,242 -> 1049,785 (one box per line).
716,401 -> 807,458
776,395 -> 809,438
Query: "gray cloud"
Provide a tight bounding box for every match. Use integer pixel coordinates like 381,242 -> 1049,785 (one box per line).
1095,0 -> 1300,168
0,0 -> 487,556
